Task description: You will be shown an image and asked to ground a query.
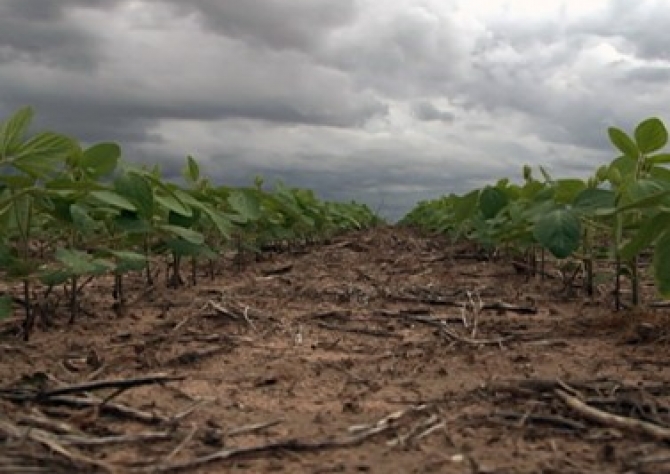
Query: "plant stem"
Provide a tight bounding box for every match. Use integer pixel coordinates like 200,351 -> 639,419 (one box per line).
615,256 -> 621,311
68,275 -> 78,324
21,279 -> 33,341
630,256 -> 640,306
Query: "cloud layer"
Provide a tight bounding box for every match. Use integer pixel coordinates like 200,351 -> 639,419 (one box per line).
2,0 -> 669,218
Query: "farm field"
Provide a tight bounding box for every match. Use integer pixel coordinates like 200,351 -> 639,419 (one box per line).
2,225 -> 670,474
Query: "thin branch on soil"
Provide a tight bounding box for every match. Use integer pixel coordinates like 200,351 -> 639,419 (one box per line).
415,419 -> 447,441
464,289 -> 483,338
484,378 -> 618,397
59,431 -> 174,446
376,310 -> 512,346
164,423 -> 198,463
19,409 -> 82,435
440,326 -> 512,347
205,300 -> 261,330
555,389 -> 670,440
627,452 -> 670,469
167,346 -> 229,366
484,301 -> 537,314
390,293 -> 536,314
41,394 -> 172,424
348,404 -> 430,434
316,321 -> 403,339
241,305 -> 257,330
138,405 -> 430,473
492,410 -> 586,431
649,300 -> 670,308
204,300 -> 239,320
0,417 -> 115,474
301,309 -> 353,321
486,378 -> 670,401
11,374 -> 184,401
171,398 -> 213,422
226,419 -> 283,437
386,413 -> 443,446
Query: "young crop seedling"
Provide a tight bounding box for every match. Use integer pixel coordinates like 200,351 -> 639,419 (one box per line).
403,116 -> 670,307
0,107 -> 381,336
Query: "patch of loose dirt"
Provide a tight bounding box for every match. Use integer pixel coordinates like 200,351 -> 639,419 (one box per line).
2,226 -> 670,473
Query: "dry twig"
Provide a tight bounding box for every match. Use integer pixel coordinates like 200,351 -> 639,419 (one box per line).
556,389 -> 670,440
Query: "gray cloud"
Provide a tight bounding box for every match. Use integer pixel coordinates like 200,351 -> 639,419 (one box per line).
577,0 -> 670,61
320,4 -> 466,98
624,66 -> 670,83
1,0 -> 670,221
0,0 -> 105,70
412,101 -> 455,122
160,0 -> 356,53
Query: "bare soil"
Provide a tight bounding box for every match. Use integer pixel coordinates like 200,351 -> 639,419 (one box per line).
2,226 -> 670,474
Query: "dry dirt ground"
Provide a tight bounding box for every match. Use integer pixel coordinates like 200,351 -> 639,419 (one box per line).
2,226 -> 670,474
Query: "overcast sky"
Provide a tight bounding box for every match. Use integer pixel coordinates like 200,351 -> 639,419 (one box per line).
2,0 -> 669,219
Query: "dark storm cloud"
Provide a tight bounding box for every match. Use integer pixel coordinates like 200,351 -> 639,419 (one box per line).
159,0 -> 356,52
412,101 -> 455,122
623,66 -> 670,83
203,151 -> 490,219
0,0 -> 122,70
2,0 -> 670,220
0,0 -> 387,144
320,4 -> 465,97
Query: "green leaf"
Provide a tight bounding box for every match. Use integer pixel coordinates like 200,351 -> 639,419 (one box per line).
168,208 -> 200,228
572,188 -> 615,213
81,143 -> 120,178
478,186 -> 508,219
11,132 -> 73,177
618,179 -> 670,211
521,198 -> 556,222
114,211 -> 151,234
533,208 -> 581,259
114,172 -> 154,218
89,190 -> 137,211
607,156 -> 637,187
626,178 -> 670,200
0,174 -> 35,189
55,248 -> 112,276
635,117 -> 668,154
553,179 -> 587,204
165,238 -> 216,259
158,224 -> 204,244
608,127 -> 640,160
155,193 -> 192,217
620,212 -> 670,260
0,295 -> 11,320
199,204 -> 232,238
107,250 -> 147,273
453,189 -> 480,223
653,231 -> 670,297
519,180 -> 546,200
0,106 -> 33,156
539,166 -> 553,183
70,204 -> 98,234
648,153 -> 670,164
183,155 -> 200,183
228,189 -> 262,223
650,165 -> 670,182
12,152 -> 64,178
14,132 -> 73,159
40,269 -> 71,286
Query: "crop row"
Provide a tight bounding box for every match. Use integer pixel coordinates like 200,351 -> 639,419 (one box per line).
0,107 -> 381,337
402,117 -> 670,306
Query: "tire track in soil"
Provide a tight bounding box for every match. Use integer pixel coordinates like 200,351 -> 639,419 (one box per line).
2,226 -> 670,473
